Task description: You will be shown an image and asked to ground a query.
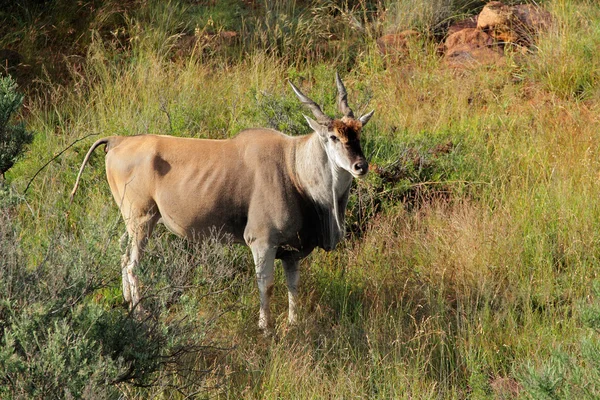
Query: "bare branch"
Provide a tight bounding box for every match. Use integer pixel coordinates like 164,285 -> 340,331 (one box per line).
24,132 -> 99,195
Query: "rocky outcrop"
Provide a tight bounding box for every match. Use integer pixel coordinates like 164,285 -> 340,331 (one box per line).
477,1 -> 552,46
378,1 -> 552,69
447,16 -> 478,37
443,28 -> 504,68
512,4 -> 553,45
445,1 -> 552,68
444,28 -> 497,52
444,45 -> 505,68
477,1 -> 520,44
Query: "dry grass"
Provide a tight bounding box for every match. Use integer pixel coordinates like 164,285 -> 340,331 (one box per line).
3,0 -> 600,398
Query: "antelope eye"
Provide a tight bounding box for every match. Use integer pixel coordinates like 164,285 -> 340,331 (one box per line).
329,135 -> 338,142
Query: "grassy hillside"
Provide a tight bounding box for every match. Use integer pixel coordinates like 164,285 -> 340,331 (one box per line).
2,0 -> 600,398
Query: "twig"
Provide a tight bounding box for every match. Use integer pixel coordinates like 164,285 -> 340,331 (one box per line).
408,180 -> 491,187
23,132 -> 99,195
160,98 -> 173,133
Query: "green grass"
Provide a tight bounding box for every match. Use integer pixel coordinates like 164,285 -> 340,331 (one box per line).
2,0 -> 600,398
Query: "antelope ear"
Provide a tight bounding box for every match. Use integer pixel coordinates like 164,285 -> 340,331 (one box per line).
359,110 -> 375,126
304,115 -> 327,137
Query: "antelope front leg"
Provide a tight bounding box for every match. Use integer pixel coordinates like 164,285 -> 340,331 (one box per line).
250,241 -> 276,331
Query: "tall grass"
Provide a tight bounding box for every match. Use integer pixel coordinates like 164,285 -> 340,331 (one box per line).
527,0 -> 600,100
2,0 -> 600,398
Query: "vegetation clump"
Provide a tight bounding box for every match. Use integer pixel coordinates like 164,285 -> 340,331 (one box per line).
0,76 -> 33,179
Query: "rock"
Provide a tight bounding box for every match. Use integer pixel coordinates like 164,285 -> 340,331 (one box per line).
477,1 -> 520,44
447,16 -> 478,37
444,28 -> 496,52
444,45 -> 504,69
376,30 -> 420,59
477,1 -> 512,30
443,28 -> 503,69
477,1 -> 552,46
512,3 -> 553,43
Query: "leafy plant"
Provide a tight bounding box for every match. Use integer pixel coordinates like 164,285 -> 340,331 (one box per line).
0,207 -> 230,398
0,75 -> 33,178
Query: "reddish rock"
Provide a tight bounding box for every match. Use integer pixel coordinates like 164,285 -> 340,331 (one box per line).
477,1 -> 513,30
478,2 -> 519,44
444,28 -> 496,52
444,45 -> 504,69
512,4 -> 553,45
513,4 -> 552,31
442,28 -> 503,69
376,30 -> 420,58
447,16 -> 478,37
477,1 -> 552,46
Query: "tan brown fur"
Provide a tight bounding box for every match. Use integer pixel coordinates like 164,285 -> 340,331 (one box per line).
71,75 -> 374,330
70,128 -> 368,329
332,118 -> 363,143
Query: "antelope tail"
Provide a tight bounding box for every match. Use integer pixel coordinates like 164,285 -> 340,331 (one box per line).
70,137 -> 111,204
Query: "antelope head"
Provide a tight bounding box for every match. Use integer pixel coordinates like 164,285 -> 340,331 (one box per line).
290,73 -> 373,178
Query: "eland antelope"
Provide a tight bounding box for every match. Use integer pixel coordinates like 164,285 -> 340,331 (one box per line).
70,73 -> 374,330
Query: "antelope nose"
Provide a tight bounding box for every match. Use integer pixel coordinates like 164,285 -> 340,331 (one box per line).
353,160 -> 368,176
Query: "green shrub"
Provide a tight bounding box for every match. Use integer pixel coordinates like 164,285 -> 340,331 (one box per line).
517,282 -> 600,399
0,208 -> 229,398
0,75 -> 33,178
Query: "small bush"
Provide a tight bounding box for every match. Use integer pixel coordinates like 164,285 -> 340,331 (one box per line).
0,208 -> 230,398
0,75 -> 33,178
517,281 -> 600,398
347,137 -> 458,237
